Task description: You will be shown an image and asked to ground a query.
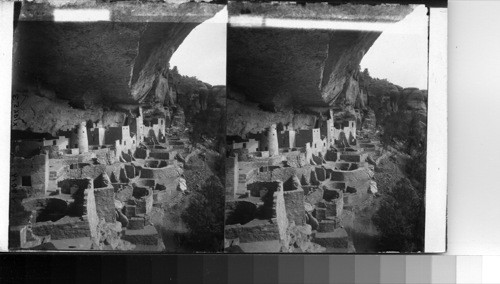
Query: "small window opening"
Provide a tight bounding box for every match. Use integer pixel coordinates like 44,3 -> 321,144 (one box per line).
22,176 -> 32,186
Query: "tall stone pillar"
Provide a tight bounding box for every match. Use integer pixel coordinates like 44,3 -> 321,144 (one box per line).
306,142 -> 312,164
327,109 -> 335,148
136,107 -> 144,142
225,153 -> 240,198
77,122 -> 89,154
268,124 -> 279,157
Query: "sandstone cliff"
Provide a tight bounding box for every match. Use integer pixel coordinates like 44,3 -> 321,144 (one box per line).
226,98 -> 319,137
13,2 -> 224,106
227,3 -> 414,109
12,94 -> 127,136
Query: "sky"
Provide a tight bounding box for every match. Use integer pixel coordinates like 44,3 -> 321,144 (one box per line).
170,7 -> 227,86
360,5 -> 429,90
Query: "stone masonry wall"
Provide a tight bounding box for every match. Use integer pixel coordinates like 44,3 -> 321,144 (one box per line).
94,186 -> 116,223
283,189 -> 305,226
12,154 -> 49,194
273,183 -> 288,243
85,188 -> 99,240
225,222 -> 280,243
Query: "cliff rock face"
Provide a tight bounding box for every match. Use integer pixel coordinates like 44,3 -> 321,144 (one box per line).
401,88 -> 427,113
227,3 -> 413,109
228,28 -> 379,108
364,77 -> 428,116
210,86 -> 227,107
13,2 -> 224,106
12,95 -> 126,136
226,99 -> 317,136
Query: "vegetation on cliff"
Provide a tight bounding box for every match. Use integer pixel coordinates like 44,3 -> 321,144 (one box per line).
361,68 -> 427,252
181,176 -> 225,252
170,66 -> 226,152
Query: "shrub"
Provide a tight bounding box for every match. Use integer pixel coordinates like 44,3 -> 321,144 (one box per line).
372,178 -> 424,252
181,176 -> 225,252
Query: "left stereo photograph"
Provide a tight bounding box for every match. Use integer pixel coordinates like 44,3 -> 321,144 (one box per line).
8,2 -> 227,252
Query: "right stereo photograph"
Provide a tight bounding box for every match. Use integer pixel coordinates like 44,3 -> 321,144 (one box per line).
224,1 -> 446,253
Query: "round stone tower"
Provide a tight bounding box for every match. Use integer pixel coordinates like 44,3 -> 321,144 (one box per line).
77,122 -> 89,153
268,124 -> 279,157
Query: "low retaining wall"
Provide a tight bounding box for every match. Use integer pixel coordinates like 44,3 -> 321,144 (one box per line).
31,217 -> 91,240
224,220 -> 281,243
328,168 -> 371,183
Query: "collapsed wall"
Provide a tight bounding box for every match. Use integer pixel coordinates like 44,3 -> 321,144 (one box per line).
27,184 -> 99,241
225,181 -> 288,252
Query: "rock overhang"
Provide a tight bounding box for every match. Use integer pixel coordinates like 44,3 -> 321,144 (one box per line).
227,2 -> 414,109
13,1 -> 225,106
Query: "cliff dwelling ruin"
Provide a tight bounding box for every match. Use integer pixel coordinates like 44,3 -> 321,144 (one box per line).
224,2 -> 427,253
9,1 -> 226,252
8,0 -> 431,254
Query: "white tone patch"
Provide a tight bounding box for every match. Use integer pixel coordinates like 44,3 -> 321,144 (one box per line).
54,9 -> 110,22
425,7 -> 447,253
0,1 -> 13,252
